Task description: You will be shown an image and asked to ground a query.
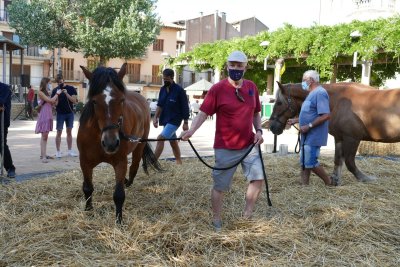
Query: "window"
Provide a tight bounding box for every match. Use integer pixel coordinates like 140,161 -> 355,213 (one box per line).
61,58 -> 74,80
153,39 -> 164,51
152,65 -> 161,84
126,63 -> 141,83
2,31 -> 13,40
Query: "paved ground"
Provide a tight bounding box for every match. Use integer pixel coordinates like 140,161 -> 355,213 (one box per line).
2,114 -> 335,181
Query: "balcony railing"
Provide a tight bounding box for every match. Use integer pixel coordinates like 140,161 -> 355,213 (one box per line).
124,74 -> 162,86
10,46 -> 48,58
0,9 -> 9,23
61,70 -> 84,82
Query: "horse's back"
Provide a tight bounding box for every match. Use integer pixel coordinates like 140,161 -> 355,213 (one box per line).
325,83 -> 400,141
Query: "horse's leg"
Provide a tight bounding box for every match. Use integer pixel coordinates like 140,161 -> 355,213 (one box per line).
331,137 -> 344,185
81,163 -> 94,211
126,143 -> 145,187
343,136 -> 376,182
113,160 -> 128,224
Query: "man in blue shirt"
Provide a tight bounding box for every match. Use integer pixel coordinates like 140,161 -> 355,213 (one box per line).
0,82 -> 16,178
51,74 -> 78,158
289,70 -> 334,186
153,69 -> 189,164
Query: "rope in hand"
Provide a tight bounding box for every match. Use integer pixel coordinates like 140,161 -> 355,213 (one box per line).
288,122 -> 306,169
291,123 -> 301,154
134,136 -> 272,206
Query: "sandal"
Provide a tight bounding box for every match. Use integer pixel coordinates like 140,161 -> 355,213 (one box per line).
40,155 -> 54,160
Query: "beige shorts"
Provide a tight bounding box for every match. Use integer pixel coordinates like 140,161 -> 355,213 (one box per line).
212,145 -> 264,192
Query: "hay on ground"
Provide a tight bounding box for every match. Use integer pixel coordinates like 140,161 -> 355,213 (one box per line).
358,141 -> 400,156
0,154 -> 399,266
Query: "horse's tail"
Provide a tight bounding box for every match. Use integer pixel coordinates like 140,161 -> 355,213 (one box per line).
142,142 -> 163,174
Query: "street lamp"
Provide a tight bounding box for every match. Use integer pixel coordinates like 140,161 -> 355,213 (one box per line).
260,40 -> 279,153
350,30 -> 362,67
260,41 -> 270,71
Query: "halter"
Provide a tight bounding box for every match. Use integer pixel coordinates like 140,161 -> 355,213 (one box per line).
270,84 -> 298,126
101,116 -> 123,133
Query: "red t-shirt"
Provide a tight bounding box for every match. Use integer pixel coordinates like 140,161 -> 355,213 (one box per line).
200,79 -> 261,149
27,88 -> 35,102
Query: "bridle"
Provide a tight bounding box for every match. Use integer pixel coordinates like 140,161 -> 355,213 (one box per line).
270,85 -> 298,126
100,114 -> 137,143
100,116 -> 123,133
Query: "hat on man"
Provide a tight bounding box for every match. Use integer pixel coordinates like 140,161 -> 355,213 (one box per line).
227,51 -> 248,63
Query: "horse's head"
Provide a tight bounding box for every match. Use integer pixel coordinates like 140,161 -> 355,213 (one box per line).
80,63 -> 127,154
269,82 -> 307,135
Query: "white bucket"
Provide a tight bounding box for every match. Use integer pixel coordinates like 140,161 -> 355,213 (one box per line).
263,144 -> 274,153
279,144 -> 288,155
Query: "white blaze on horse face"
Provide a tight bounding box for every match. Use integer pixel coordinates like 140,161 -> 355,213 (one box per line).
103,86 -> 113,116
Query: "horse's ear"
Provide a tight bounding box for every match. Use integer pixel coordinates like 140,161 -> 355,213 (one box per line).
276,81 -> 285,94
80,65 -> 92,80
118,63 -> 127,80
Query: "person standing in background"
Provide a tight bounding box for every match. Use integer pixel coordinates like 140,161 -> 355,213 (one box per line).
35,77 -> 61,163
153,68 -> 190,164
26,85 -> 35,120
51,74 -> 78,158
191,100 -> 200,116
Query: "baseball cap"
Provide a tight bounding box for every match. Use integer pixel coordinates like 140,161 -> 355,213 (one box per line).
227,51 -> 248,63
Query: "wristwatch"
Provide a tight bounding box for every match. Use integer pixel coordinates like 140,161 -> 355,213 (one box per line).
308,122 -> 313,128
256,129 -> 263,134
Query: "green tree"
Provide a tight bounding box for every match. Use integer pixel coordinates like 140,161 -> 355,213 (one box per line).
174,16 -> 400,89
7,0 -> 78,50
8,0 -> 160,65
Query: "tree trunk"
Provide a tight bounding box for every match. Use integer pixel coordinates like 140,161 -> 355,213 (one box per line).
99,57 -> 106,67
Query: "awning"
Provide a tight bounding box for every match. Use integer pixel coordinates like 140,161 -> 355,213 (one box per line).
184,79 -> 213,92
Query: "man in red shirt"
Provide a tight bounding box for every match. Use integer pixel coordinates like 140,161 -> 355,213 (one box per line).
181,51 -> 264,231
26,85 -> 35,119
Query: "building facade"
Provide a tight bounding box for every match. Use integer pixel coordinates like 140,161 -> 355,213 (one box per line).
173,11 -> 268,92
0,0 -> 184,102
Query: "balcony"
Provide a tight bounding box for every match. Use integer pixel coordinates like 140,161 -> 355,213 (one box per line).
7,46 -> 48,58
0,9 -> 9,23
124,74 -> 162,86
61,70 -> 84,82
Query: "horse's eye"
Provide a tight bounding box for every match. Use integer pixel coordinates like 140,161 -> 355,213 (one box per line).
92,100 -> 97,105
276,101 -> 282,106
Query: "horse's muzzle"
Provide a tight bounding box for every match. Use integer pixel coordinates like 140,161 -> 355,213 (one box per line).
269,120 -> 284,135
101,133 -> 121,154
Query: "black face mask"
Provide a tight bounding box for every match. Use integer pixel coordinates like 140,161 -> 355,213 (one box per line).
59,83 -> 64,89
164,81 -> 171,87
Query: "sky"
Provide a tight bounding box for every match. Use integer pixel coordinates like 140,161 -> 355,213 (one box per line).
154,0 -> 322,31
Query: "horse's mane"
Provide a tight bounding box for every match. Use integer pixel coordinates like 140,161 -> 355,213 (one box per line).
80,67 -> 126,126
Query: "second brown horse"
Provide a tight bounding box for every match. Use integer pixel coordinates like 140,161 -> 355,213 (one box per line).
269,82 -> 400,184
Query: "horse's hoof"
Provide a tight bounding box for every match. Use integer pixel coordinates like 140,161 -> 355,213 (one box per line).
359,176 -> 377,183
115,216 -> 123,224
331,175 -> 341,186
125,178 -> 133,187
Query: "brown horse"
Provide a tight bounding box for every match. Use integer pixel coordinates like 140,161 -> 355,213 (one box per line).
78,64 -> 161,223
269,82 -> 400,184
